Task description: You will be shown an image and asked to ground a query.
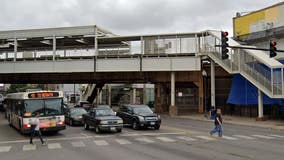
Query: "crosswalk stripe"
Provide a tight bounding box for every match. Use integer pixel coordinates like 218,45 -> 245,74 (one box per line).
251,135 -> 275,139
94,140 -> 109,146
156,137 -> 176,142
233,135 -> 256,140
0,146 -> 11,152
23,144 -> 36,151
176,136 -> 197,141
222,136 -> 238,140
135,137 -> 155,143
71,141 -> 86,147
195,136 -> 216,140
269,135 -> 284,138
115,139 -> 132,145
48,143 -> 62,149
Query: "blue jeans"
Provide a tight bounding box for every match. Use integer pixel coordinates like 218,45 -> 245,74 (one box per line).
210,125 -> 223,137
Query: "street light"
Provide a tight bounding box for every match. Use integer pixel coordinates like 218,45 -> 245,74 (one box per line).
202,70 -> 207,114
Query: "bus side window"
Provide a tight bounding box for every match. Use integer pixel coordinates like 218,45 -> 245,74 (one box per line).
15,101 -> 24,116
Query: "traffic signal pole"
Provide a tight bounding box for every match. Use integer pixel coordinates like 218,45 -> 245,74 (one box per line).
215,45 -> 284,53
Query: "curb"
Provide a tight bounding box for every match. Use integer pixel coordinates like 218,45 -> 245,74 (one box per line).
170,115 -> 284,131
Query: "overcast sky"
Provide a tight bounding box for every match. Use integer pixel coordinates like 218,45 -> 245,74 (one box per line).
0,0 -> 283,36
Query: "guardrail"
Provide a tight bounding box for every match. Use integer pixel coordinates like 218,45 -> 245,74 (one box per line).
203,30 -> 284,98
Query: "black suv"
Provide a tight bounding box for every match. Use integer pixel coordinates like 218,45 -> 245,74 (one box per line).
117,104 -> 161,130
83,105 -> 123,133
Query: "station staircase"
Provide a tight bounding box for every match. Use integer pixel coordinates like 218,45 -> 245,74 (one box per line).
82,83 -> 105,104
202,31 -> 284,98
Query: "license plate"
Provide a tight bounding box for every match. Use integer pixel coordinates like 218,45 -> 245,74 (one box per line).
110,127 -> 116,131
150,122 -> 155,125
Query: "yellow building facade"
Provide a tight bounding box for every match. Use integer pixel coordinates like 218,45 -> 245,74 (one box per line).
233,2 -> 284,39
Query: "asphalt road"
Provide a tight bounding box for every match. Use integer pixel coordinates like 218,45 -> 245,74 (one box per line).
0,113 -> 284,160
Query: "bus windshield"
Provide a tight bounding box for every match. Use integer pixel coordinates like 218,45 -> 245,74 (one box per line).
24,98 -> 63,116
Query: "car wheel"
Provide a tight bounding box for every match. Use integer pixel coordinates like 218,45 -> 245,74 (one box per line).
84,123 -> 89,130
132,120 -> 139,130
154,125 -> 160,130
95,126 -> 101,133
117,128 -> 122,133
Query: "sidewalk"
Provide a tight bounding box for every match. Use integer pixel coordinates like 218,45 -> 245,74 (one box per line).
171,114 -> 284,131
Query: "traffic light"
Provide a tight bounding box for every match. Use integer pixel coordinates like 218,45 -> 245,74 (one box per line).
221,31 -> 229,59
269,41 -> 277,58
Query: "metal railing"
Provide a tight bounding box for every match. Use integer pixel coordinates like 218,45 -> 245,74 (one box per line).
202,30 -> 284,98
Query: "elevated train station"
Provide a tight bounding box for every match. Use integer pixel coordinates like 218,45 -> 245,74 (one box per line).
0,21 -> 283,118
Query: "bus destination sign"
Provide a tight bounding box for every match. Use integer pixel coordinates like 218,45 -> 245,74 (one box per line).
28,92 -> 59,98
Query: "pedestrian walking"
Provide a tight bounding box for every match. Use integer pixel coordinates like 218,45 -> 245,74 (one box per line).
209,108 -> 223,137
30,112 -> 46,145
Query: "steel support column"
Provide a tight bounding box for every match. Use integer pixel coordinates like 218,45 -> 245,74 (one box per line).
14,38 -> 17,62
143,84 -> 147,104
132,88 -> 136,104
99,89 -> 103,104
53,35 -> 56,61
94,26 -> 98,56
108,85 -> 112,106
96,88 -> 100,105
211,60 -> 216,107
171,72 -> 175,107
258,89 -> 264,118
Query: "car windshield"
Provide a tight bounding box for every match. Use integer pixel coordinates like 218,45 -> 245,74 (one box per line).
96,109 -> 115,116
71,108 -> 87,116
133,107 -> 153,114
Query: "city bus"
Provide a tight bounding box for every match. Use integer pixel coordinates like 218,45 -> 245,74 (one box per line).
5,90 -> 66,134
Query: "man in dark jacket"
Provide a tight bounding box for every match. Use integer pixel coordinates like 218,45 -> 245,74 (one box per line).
209,108 -> 223,137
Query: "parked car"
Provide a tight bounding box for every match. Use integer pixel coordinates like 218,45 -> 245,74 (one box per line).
65,108 -> 87,126
83,105 -> 123,133
75,101 -> 92,111
117,104 -> 161,130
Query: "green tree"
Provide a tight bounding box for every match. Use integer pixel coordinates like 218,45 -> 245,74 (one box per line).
6,84 -> 45,93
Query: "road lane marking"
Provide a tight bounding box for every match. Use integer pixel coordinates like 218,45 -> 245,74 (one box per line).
251,135 -> 275,139
23,144 -> 36,151
135,137 -> 155,143
115,139 -> 132,145
195,136 -> 216,141
156,137 -> 176,142
121,132 -> 184,137
176,136 -> 197,141
80,133 -> 91,137
0,146 -> 11,152
94,140 -> 109,146
233,135 -> 256,140
71,141 -> 86,147
0,136 -> 94,145
0,140 -> 28,144
269,135 -> 284,138
48,143 -> 62,149
222,136 -> 238,140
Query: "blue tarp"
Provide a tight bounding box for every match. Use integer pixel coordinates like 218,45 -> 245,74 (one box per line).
227,74 -> 284,106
